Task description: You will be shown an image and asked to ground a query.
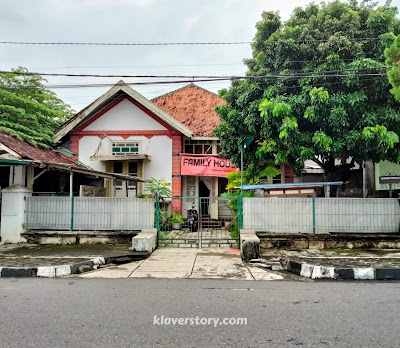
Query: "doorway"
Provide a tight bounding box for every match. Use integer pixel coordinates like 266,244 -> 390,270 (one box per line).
199,179 -> 210,218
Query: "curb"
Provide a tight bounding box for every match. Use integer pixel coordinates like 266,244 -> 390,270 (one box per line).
0,252 -> 149,278
285,260 -> 400,280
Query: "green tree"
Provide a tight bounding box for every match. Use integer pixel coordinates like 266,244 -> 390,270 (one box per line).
215,0 -> 400,182
0,67 -> 74,147
386,33 -> 400,101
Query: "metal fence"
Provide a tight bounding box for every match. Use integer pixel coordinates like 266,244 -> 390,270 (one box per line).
159,196 -> 236,232
25,196 -> 155,230
243,197 -> 400,234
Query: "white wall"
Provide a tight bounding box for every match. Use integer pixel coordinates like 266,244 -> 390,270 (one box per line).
77,97 -> 173,188
84,99 -> 167,131
79,135 -> 172,190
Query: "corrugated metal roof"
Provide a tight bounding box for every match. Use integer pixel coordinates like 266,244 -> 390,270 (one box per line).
0,132 -> 83,168
241,182 -> 343,190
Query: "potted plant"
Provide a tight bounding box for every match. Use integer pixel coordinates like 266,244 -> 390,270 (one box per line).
170,211 -> 184,230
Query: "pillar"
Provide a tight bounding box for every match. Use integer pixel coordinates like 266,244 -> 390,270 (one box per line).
0,185 -> 32,243
171,135 -> 182,213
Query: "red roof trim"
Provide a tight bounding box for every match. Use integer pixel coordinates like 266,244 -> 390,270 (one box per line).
75,95 -> 176,133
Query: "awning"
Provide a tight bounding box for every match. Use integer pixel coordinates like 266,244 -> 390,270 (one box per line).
90,154 -> 151,161
240,181 -> 343,190
0,158 -> 148,182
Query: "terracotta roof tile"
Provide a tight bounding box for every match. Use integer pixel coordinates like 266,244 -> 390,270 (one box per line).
152,84 -> 225,137
0,132 -> 82,167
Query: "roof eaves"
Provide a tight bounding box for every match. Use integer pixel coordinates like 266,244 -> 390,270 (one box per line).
54,81 -> 193,142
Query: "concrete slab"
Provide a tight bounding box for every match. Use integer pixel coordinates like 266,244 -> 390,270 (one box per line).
79,260 -> 144,278
246,265 -> 284,281
129,271 -> 192,278
78,247 -> 284,280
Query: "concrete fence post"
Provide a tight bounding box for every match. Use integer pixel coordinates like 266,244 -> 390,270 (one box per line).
0,185 -> 32,243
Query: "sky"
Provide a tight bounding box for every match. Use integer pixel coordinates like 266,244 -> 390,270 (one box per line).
0,0 -> 391,111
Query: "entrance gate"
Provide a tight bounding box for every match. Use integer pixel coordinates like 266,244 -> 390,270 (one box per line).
157,196 -> 239,248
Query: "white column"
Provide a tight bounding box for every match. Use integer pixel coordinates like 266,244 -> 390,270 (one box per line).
1,185 -> 32,243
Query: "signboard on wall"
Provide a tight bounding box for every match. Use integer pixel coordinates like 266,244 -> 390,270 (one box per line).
379,176 -> 400,184
181,155 -> 238,177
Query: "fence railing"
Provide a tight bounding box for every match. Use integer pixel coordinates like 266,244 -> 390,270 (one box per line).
25,196 -> 155,230
243,197 -> 400,234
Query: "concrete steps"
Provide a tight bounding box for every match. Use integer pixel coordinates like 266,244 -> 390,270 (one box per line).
158,238 -> 238,248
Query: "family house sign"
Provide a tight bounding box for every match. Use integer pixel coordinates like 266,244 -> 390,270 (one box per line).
181,155 -> 238,177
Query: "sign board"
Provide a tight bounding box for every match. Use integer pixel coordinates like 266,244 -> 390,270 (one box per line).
379,176 -> 400,185
181,155 -> 238,177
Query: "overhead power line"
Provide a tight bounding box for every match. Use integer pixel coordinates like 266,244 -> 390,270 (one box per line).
0,66 -> 389,79
0,73 -> 387,90
0,41 -> 251,46
0,37 -> 383,46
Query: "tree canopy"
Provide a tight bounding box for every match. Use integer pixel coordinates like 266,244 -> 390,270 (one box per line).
0,67 -> 74,148
215,0 -> 400,182
386,33 -> 400,101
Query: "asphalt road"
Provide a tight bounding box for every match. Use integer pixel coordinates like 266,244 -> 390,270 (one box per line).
1,278 -> 400,348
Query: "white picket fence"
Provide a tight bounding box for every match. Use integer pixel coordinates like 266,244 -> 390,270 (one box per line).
25,196 -> 155,230
243,197 -> 400,234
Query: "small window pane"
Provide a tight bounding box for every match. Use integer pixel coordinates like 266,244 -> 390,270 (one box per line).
185,145 -> 193,154
113,162 -> 123,173
122,148 -> 130,153
194,145 -> 202,154
129,162 -> 138,174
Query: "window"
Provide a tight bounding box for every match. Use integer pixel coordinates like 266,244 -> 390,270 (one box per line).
113,161 -> 139,193
272,165 -> 282,184
113,161 -> 123,191
111,142 -> 140,156
128,162 -> 138,189
184,139 -> 213,154
258,164 -> 283,184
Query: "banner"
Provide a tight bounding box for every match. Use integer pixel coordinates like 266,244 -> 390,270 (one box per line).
181,155 -> 238,177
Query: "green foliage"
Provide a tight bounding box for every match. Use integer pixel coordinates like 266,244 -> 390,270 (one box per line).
385,34 -> 400,102
225,163 -> 279,190
215,0 -> 400,181
169,211 -> 184,225
0,67 -> 74,147
145,177 -> 172,201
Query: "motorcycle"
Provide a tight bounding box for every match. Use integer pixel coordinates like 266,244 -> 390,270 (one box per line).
186,203 -> 199,232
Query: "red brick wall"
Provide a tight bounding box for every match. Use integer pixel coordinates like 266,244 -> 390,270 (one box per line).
70,135 -> 79,158
171,135 -> 183,213
284,164 -> 294,183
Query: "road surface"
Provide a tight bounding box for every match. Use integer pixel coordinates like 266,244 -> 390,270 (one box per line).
1,278 -> 399,347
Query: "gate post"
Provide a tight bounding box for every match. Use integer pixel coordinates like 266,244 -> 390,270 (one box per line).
70,192 -> 74,231
238,192 -> 243,230
312,192 -> 316,235
155,193 -> 160,239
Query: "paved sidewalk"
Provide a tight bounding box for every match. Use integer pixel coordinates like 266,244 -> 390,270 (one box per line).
0,243 -> 134,267
79,247 -> 284,280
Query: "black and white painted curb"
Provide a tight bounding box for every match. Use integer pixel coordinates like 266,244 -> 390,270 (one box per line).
0,257 -> 105,278
286,260 -> 400,280
0,253 -> 149,278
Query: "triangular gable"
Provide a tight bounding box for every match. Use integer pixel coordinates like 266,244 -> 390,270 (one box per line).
54,81 -> 192,142
81,98 -> 169,132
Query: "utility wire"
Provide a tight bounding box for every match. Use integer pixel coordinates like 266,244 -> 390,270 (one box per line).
0,73 -> 387,90
0,66 -> 389,79
19,57 -> 385,70
0,37 -> 383,46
